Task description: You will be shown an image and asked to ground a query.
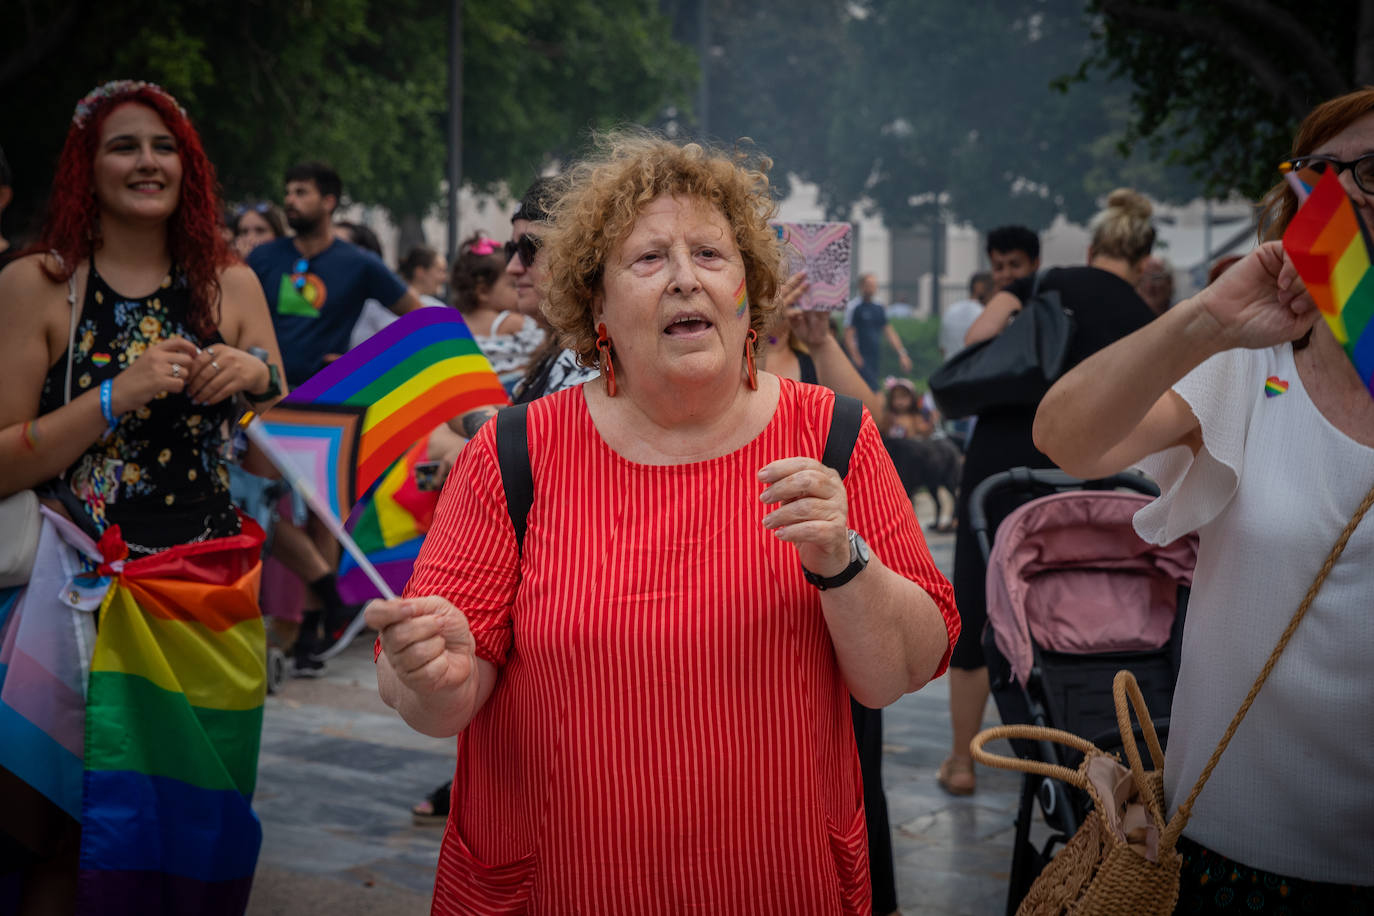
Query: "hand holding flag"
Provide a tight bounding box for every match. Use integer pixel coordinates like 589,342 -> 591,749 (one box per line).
244,309 -> 510,600
1281,166 -> 1374,397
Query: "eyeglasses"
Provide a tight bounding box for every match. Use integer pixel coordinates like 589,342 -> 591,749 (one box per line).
291,257 -> 309,291
1279,154 -> 1374,195
504,233 -> 541,269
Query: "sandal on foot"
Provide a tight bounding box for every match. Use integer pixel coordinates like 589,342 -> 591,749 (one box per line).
411,780 -> 452,826
937,756 -> 976,796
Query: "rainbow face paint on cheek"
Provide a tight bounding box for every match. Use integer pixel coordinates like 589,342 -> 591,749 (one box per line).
734,278 -> 748,318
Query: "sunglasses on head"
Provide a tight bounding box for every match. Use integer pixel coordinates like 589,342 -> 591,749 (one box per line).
505,233 -> 541,268
1279,153 -> 1374,195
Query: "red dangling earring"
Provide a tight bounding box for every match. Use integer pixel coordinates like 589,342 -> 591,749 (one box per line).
596,323 -> 617,397
744,328 -> 758,390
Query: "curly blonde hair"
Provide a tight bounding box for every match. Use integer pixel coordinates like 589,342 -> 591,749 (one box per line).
542,129 -> 784,368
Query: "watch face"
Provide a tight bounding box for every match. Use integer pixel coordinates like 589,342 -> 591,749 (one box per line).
851,531 -> 870,563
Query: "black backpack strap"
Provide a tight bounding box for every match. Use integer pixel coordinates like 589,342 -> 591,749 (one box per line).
495,403 -> 533,556
821,394 -> 864,479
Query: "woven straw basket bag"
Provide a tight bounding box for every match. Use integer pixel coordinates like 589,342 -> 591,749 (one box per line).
972,672 -> 1181,915
971,480 -> 1374,916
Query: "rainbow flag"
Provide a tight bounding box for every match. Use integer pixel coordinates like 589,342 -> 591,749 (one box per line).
76,520 -> 266,915
284,308 -> 508,493
1282,167 -> 1374,395
337,442 -> 440,603
0,513 -> 267,915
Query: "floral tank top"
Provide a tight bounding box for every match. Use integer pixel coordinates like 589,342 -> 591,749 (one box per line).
38,261 -> 239,554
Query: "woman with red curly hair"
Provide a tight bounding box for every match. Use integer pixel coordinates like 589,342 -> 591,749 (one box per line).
0,81 -> 284,915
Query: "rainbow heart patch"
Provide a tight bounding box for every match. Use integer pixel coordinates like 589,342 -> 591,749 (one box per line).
91,352 -> 111,367
1264,376 -> 1289,398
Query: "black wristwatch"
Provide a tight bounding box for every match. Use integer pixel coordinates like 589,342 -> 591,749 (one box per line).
803,530 -> 871,590
245,347 -> 283,403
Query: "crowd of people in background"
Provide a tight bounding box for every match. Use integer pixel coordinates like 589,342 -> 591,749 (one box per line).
1,74 -> 1371,916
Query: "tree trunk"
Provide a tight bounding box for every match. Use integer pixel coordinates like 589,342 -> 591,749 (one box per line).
396,212 -> 428,261
1356,0 -> 1374,85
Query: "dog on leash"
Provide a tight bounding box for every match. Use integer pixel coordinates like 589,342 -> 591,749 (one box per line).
883,435 -> 962,532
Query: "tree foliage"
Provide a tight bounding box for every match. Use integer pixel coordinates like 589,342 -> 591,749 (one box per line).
1,0 -> 694,240
1082,0 -> 1372,202
679,0 -> 1202,232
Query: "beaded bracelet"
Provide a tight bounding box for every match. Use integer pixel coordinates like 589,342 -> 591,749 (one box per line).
99,379 -> 118,433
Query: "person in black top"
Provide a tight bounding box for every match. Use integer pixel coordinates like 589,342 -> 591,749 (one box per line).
937,188 -> 1160,796
2,82 -> 284,553
0,79 -> 285,916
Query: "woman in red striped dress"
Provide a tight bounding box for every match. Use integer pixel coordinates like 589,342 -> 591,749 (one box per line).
367,131 -> 960,915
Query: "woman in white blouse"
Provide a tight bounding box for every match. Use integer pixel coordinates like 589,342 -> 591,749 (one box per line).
1033,89 -> 1374,912
451,234 -> 545,392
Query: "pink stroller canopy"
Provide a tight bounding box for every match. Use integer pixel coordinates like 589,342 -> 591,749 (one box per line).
985,490 -> 1197,687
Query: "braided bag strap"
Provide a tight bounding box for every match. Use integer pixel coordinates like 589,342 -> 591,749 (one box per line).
1161,479 -> 1374,851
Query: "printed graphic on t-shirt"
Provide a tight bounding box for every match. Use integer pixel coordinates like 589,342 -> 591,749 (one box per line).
276,270 -> 328,318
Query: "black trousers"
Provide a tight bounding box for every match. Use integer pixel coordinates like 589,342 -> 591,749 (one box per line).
852,699 -> 897,914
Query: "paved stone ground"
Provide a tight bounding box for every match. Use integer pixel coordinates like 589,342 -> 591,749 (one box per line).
247,500 -> 1030,915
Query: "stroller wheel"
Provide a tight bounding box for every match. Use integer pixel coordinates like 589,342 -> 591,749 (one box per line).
266,646 -> 287,695
1037,777 -> 1058,817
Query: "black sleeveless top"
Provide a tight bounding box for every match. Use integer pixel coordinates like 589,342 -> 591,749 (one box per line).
38,261 -> 239,555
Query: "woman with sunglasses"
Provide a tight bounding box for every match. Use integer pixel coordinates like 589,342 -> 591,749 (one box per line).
232,201 -> 287,258
506,177 -> 601,403
0,80 -> 284,915
1034,89 -> 1374,912
451,233 -> 544,392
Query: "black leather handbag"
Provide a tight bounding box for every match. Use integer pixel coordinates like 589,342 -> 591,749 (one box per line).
929,273 -> 1075,419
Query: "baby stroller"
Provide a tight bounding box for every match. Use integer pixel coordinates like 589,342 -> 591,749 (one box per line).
969,468 -> 1197,916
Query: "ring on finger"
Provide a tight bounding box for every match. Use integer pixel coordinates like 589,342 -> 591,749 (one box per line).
211,360 -> 221,372
171,363 -> 182,378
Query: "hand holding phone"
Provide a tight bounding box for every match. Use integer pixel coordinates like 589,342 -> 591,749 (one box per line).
414,460 -> 448,492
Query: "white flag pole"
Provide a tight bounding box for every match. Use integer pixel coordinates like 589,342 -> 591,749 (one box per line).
239,412 -> 397,601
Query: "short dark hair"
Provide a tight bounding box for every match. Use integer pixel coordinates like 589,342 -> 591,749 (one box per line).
512,175 -> 561,224
969,270 -> 993,295
398,245 -> 438,282
0,144 -> 11,188
986,225 -> 1039,260
285,161 -> 343,204
335,220 -> 382,258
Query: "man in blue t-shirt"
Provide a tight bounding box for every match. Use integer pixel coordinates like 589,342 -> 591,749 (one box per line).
244,161 -> 421,678
843,273 -> 911,390
247,161 -> 421,388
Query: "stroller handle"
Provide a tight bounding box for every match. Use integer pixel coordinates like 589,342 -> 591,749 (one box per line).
967,467 -> 1160,564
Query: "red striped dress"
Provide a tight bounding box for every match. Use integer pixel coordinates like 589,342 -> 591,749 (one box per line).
406,378 -> 959,915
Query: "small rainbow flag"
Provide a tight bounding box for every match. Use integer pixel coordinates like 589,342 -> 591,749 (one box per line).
1282,167 -> 1374,396
337,442 -> 439,603
284,308 -> 509,493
